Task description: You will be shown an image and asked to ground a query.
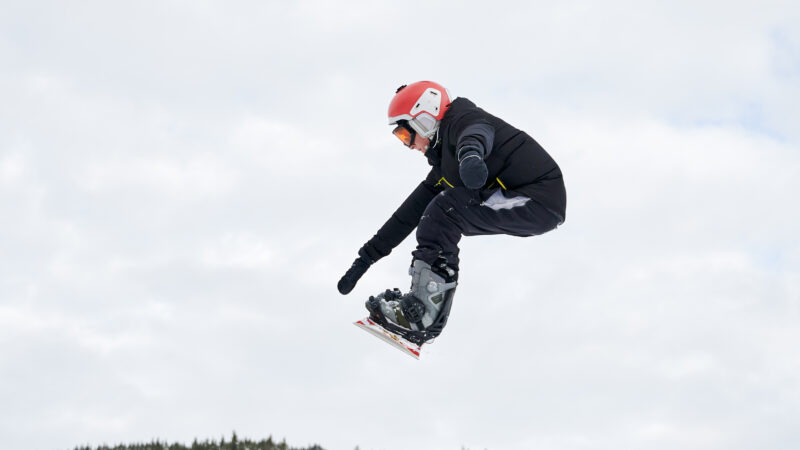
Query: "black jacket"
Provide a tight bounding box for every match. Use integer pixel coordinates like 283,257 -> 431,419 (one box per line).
359,97 -> 566,262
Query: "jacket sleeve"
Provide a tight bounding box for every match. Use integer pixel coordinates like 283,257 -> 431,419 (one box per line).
456,122 -> 495,161
358,168 -> 443,263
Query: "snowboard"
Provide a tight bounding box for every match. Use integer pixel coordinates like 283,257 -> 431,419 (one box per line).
354,317 -> 422,359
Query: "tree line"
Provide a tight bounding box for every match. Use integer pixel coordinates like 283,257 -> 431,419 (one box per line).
73,432 -> 326,450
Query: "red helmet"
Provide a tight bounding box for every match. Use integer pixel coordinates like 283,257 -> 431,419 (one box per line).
388,81 -> 453,140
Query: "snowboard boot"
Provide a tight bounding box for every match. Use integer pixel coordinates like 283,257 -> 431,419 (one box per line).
366,258 -> 458,346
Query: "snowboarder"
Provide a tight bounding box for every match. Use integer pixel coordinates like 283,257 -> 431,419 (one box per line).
339,81 -> 566,353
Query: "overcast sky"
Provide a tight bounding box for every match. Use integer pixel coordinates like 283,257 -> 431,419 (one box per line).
1,1 -> 799,450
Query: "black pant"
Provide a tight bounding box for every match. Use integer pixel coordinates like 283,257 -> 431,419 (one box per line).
412,187 -> 562,271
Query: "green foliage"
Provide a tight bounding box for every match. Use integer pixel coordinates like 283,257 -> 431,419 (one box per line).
74,432 -> 326,450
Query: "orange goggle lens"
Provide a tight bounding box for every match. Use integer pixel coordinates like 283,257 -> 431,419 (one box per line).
392,125 -> 413,146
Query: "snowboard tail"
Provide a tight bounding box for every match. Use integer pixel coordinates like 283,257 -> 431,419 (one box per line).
354,317 -> 422,359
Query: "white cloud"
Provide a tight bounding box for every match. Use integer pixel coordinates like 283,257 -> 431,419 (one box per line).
80,155 -> 240,196
1,2 -> 799,450
199,231 -> 275,270
0,152 -> 27,185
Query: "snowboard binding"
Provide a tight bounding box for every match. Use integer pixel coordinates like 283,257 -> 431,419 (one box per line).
360,259 -> 458,349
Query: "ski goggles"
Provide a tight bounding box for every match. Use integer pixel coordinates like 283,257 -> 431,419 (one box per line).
392,121 -> 416,147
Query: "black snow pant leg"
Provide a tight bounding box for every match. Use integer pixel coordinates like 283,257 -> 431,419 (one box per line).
413,187 -> 562,270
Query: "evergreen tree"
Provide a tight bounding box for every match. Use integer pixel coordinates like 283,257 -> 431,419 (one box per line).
73,434 -> 326,450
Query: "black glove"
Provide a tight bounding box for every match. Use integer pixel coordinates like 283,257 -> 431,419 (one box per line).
337,255 -> 372,295
459,150 -> 488,189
